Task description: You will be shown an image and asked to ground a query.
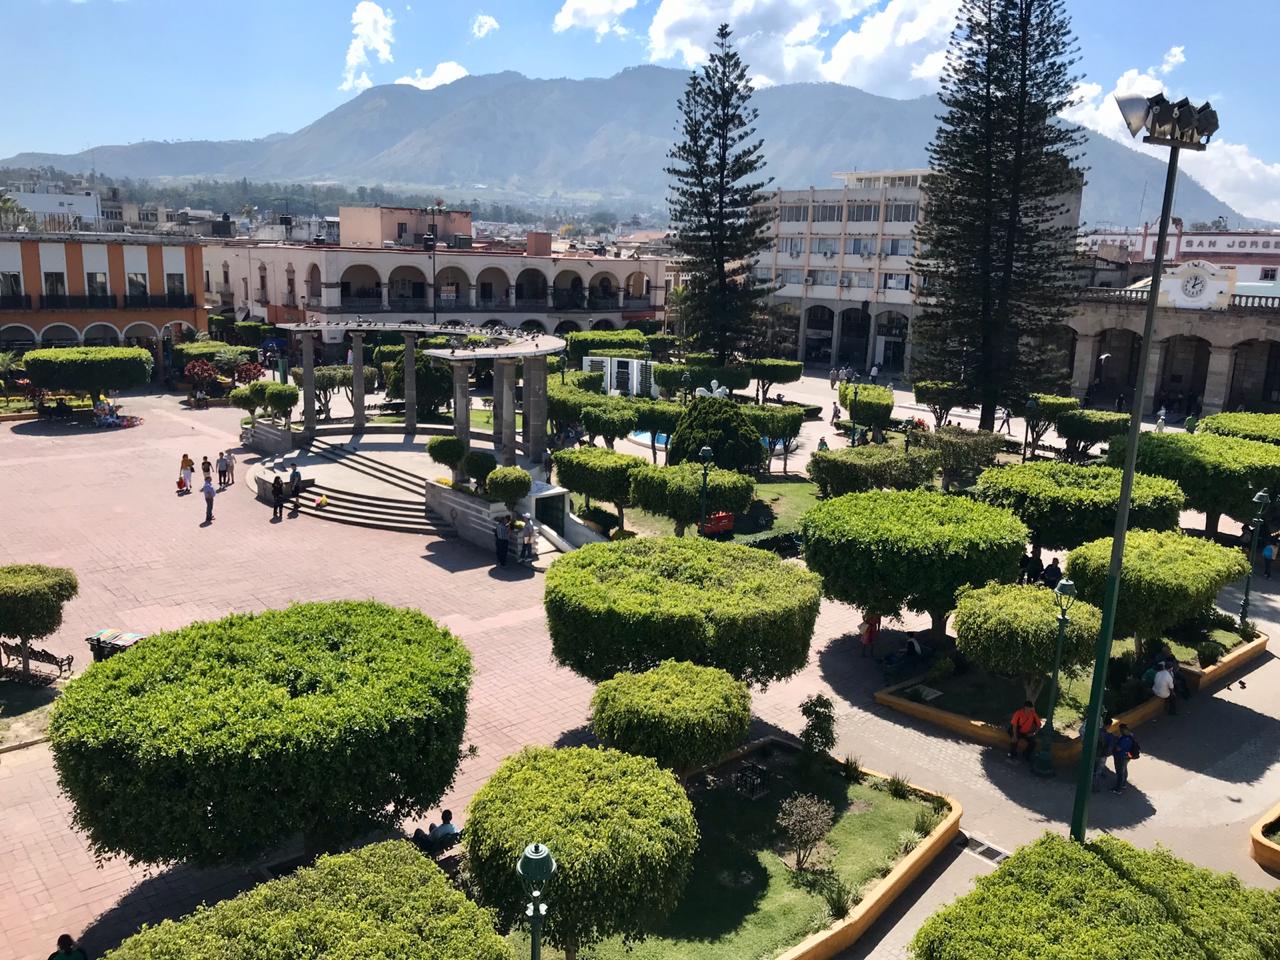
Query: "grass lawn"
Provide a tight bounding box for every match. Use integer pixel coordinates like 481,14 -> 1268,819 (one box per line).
0,679 -> 62,749
507,750 -> 940,960
624,477 -> 821,542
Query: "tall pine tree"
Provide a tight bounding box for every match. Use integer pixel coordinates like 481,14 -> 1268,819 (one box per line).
912,0 -> 1084,429
666,24 -> 773,364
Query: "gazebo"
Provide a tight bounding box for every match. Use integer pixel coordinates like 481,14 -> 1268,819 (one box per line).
282,318 -> 565,467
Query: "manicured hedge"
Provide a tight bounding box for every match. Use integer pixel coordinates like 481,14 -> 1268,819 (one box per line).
426,434 -> 467,471
49,601 -> 472,866
667,396 -> 764,473
172,341 -> 256,370
749,358 -> 804,398
1199,411 -> 1280,445
1054,408 -> 1129,461
0,564 -> 79,675
1066,529 -> 1249,658
911,833 -> 1280,960
466,746 -> 699,958
913,380 -> 969,427
802,489 -> 1027,636
486,466 -> 532,512
581,397 -> 638,448
464,450 -> 498,488
103,841 -> 511,960
973,462 -> 1184,549
838,381 -> 895,429
652,362 -> 752,395
807,445 -> 940,497
590,660 -> 751,775
554,446 -> 646,527
263,381 -> 298,419
565,328 -> 647,360
634,399 -> 684,462
23,346 -> 153,400
1109,430 -> 1280,533
544,537 -> 821,684
917,425 -> 1006,490
953,583 -> 1102,702
629,461 -> 756,536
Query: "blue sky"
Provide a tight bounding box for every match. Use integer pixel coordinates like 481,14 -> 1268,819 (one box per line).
5,0 -> 1280,218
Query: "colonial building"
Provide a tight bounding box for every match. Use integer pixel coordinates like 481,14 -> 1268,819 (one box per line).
1080,225 -> 1280,283
0,232 -> 206,375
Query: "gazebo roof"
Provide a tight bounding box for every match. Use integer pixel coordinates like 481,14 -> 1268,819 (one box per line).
279,319 -> 567,361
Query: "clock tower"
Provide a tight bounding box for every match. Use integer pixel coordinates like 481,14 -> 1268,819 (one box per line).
1157,259 -> 1236,311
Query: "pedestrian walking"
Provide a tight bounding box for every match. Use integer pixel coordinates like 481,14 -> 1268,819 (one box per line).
829,367 -> 838,389
1091,717 -> 1114,792
998,406 -> 1012,434
494,516 -> 510,566
289,462 -> 303,508
226,450 -> 237,485
271,475 -> 285,521
869,363 -> 879,384
858,613 -> 881,658
831,402 -> 840,425
520,518 -> 537,562
216,451 -> 228,487
179,453 -> 194,495
1263,541 -> 1274,579
1110,723 -> 1139,793
1153,661 -> 1177,715
201,477 -> 216,524
201,456 -> 213,486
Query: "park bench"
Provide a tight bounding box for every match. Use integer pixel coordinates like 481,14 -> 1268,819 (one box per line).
0,639 -> 74,681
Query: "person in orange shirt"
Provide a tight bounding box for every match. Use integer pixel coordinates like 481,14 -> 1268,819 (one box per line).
1008,700 -> 1041,761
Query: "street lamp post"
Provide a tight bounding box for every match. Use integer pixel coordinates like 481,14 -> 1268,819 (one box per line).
560,347 -> 567,385
1071,91 -> 1219,843
428,199 -> 445,325
698,445 -> 714,535
1021,397 -> 1038,462
517,842 -> 557,960
682,371 -> 692,406
1032,579 -> 1076,778
1241,490 -> 1270,628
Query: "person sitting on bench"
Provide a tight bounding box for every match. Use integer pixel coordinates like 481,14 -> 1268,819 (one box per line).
412,809 -> 460,854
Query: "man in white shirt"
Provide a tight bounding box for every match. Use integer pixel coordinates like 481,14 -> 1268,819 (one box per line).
1153,662 -> 1176,715
412,809 -> 461,855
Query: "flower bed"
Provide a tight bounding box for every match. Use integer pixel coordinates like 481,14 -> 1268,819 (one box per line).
1249,799 -> 1280,871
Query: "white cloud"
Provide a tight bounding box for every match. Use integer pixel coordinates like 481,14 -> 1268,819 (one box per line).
395,61 -> 470,90
553,0 -> 638,38
1063,50 -> 1280,222
340,1 -> 395,92
472,14 -> 500,38
647,0 -> 958,98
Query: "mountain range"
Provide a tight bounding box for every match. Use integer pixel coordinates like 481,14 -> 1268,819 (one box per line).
1,66 -> 1255,228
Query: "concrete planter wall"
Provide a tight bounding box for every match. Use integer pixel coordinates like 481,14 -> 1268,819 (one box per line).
1249,799 -> 1280,871
245,420 -> 298,455
423,478 -> 510,552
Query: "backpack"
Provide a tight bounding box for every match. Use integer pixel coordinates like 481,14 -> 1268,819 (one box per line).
1128,738 -> 1141,760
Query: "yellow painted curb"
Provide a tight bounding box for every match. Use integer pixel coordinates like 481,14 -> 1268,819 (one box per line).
1249,799 -> 1280,872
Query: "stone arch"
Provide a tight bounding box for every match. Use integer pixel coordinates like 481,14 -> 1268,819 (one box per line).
475,266 -> 511,307
39,323 -> 82,346
803,305 -> 835,363
589,271 -> 620,306
519,319 -> 547,333
553,269 -> 586,309
554,319 -> 582,335
0,323 -> 39,348
305,263 -> 322,301
515,268 -> 548,305
872,310 -> 909,373
388,264 -> 429,307
1154,334 -> 1210,417
435,265 -> 470,307
481,318 -> 507,330
339,264 -> 383,304
1089,327 -> 1142,404
123,321 -> 160,342
591,318 -> 616,331
837,306 -> 870,367
624,270 -> 648,299
83,322 -> 122,346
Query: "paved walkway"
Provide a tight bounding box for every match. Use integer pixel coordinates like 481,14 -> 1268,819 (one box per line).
0,379 -> 1274,960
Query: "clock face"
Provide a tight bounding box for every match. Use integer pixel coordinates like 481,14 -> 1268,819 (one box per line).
1182,274 -> 1207,298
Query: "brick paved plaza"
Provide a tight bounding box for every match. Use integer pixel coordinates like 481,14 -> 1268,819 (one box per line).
1,377 -> 1278,960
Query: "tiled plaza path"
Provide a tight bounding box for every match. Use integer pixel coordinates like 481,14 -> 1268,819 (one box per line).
1,381 -> 1277,960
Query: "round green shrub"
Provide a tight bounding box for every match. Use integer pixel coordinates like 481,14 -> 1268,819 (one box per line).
463,449 -> 498,488
913,380 -> 969,427
1199,411 -> 1280,445
465,746 -> 699,958
23,346 -> 153,401
104,841 -> 511,960
0,564 -> 79,675
973,462 -> 1184,549
487,466 -> 532,512
553,446 -> 646,527
953,583 -> 1101,702
544,537 -> 820,685
668,396 -> 764,473
838,381 -> 895,429
172,341 -> 256,370
581,397 -> 638,448
917,425 -> 1006,490
263,381 -> 299,419
228,385 -> 256,417
1109,430 -> 1280,533
1066,529 -> 1249,659
426,434 -> 467,471
807,445 -> 940,497
1054,409 -> 1129,461
49,601 -> 472,866
749,358 -> 804,397
590,660 -> 751,775
802,489 -> 1027,635
246,378 -> 271,411
629,462 -> 756,536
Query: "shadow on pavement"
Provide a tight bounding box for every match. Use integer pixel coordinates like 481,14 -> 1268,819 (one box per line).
419,539 -> 492,572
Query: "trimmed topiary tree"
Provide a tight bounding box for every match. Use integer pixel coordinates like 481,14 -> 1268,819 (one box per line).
953,583 -> 1101,701
742,404 -> 806,474
634,399 -> 684,463
1066,529 -> 1249,661
667,396 -> 764,473
1109,430 -> 1280,534
590,660 -> 751,777
228,385 -> 257,422
0,564 -> 79,679
246,378 -> 271,414
1014,393 -> 1079,459
104,841 -> 512,960
463,449 -> 498,490
838,381 -> 895,435
554,446 -> 646,529
427,434 -> 468,480
912,833 -> 1280,960
466,746 -> 699,960
487,466 -> 532,514
1199,411 -> 1280,445
23,346 -> 153,403
917,425 -> 1006,491
263,381 -> 298,422
581,398 -> 638,449
802,489 -> 1028,637
1054,408 -> 1129,462
749,357 -> 804,402
807,445 -> 940,497
49,601 -> 472,866
629,461 -> 756,536
544,537 -> 820,685
973,462 -> 1184,549
565,328 -> 647,360
914,380 -> 968,428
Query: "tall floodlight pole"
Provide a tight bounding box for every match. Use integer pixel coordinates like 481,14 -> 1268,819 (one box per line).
1070,92 -> 1218,842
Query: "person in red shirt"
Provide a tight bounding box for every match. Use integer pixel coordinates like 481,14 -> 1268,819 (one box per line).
859,613 -> 881,658
1008,700 -> 1041,761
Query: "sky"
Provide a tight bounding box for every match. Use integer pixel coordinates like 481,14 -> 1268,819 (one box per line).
5,0 -> 1280,220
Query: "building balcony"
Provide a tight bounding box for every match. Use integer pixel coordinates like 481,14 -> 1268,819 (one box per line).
316,298 -> 656,316
340,297 -> 386,312
254,292 -> 270,305
283,293 -> 298,307
0,294 -> 33,310
122,293 -> 195,309
388,297 -> 429,312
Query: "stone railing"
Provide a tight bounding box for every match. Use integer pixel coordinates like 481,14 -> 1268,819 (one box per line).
1077,287 -> 1280,313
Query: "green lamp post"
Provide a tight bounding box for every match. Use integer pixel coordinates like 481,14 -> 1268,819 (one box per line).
698,445 -> 714,535
1241,489 -> 1270,628
517,842 -> 557,960
1032,578 -> 1076,778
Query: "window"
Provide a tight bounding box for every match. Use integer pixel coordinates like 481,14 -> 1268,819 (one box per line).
1263,268 -> 1278,281
813,203 -> 843,222
753,266 -> 774,283
807,269 -> 838,286
166,273 -> 186,297
85,272 -> 108,296
885,175 -> 919,188
848,176 -> 880,189
204,270 -> 211,293
811,237 -> 840,256
0,272 -> 21,296
396,221 -> 408,239
881,238 -> 914,256
43,272 -> 66,296
848,202 -> 881,223
779,268 -> 804,284
841,270 -> 874,288
780,204 -> 809,222
886,202 -> 919,222
777,236 -> 805,255
882,272 -> 910,290
844,236 -> 876,255
127,272 -> 148,296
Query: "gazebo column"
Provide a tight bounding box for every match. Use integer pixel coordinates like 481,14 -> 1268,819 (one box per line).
301,331 -> 317,439
452,362 -> 472,482
526,355 -> 548,468
351,331 -> 366,431
500,359 -> 517,467
403,332 -> 417,435
491,360 -> 506,458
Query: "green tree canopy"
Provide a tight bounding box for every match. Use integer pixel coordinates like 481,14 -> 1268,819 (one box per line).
802,489 -> 1027,636
564,328 -> 647,360
466,746 -> 699,958
629,461 -> 755,536
807,445 -> 940,497
426,434 -> 468,474
1054,409 -> 1129,462
917,425 -> 1006,491
49,601 -> 472,866
749,357 -> 804,400
973,462 -> 1184,549
634,399 -> 684,463
1199,411 -> 1280,445
553,446 -> 646,528
1015,393 -> 1080,457
914,380 -> 968,428
486,466 -> 532,513
667,396 -> 764,473
104,842 -> 511,960
741,404 -> 806,473
544,537 -> 820,685
263,382 -> 298,421
0,564 -> 79,677
23,346 -> 153,401
581,398 -> 639,449
838,381 -> 895,430
385,355 -> 452,417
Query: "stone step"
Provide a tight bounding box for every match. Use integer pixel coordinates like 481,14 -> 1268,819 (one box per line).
293,499 -> 444,536
307,445 -> 424,498
309,437 -> 431,490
